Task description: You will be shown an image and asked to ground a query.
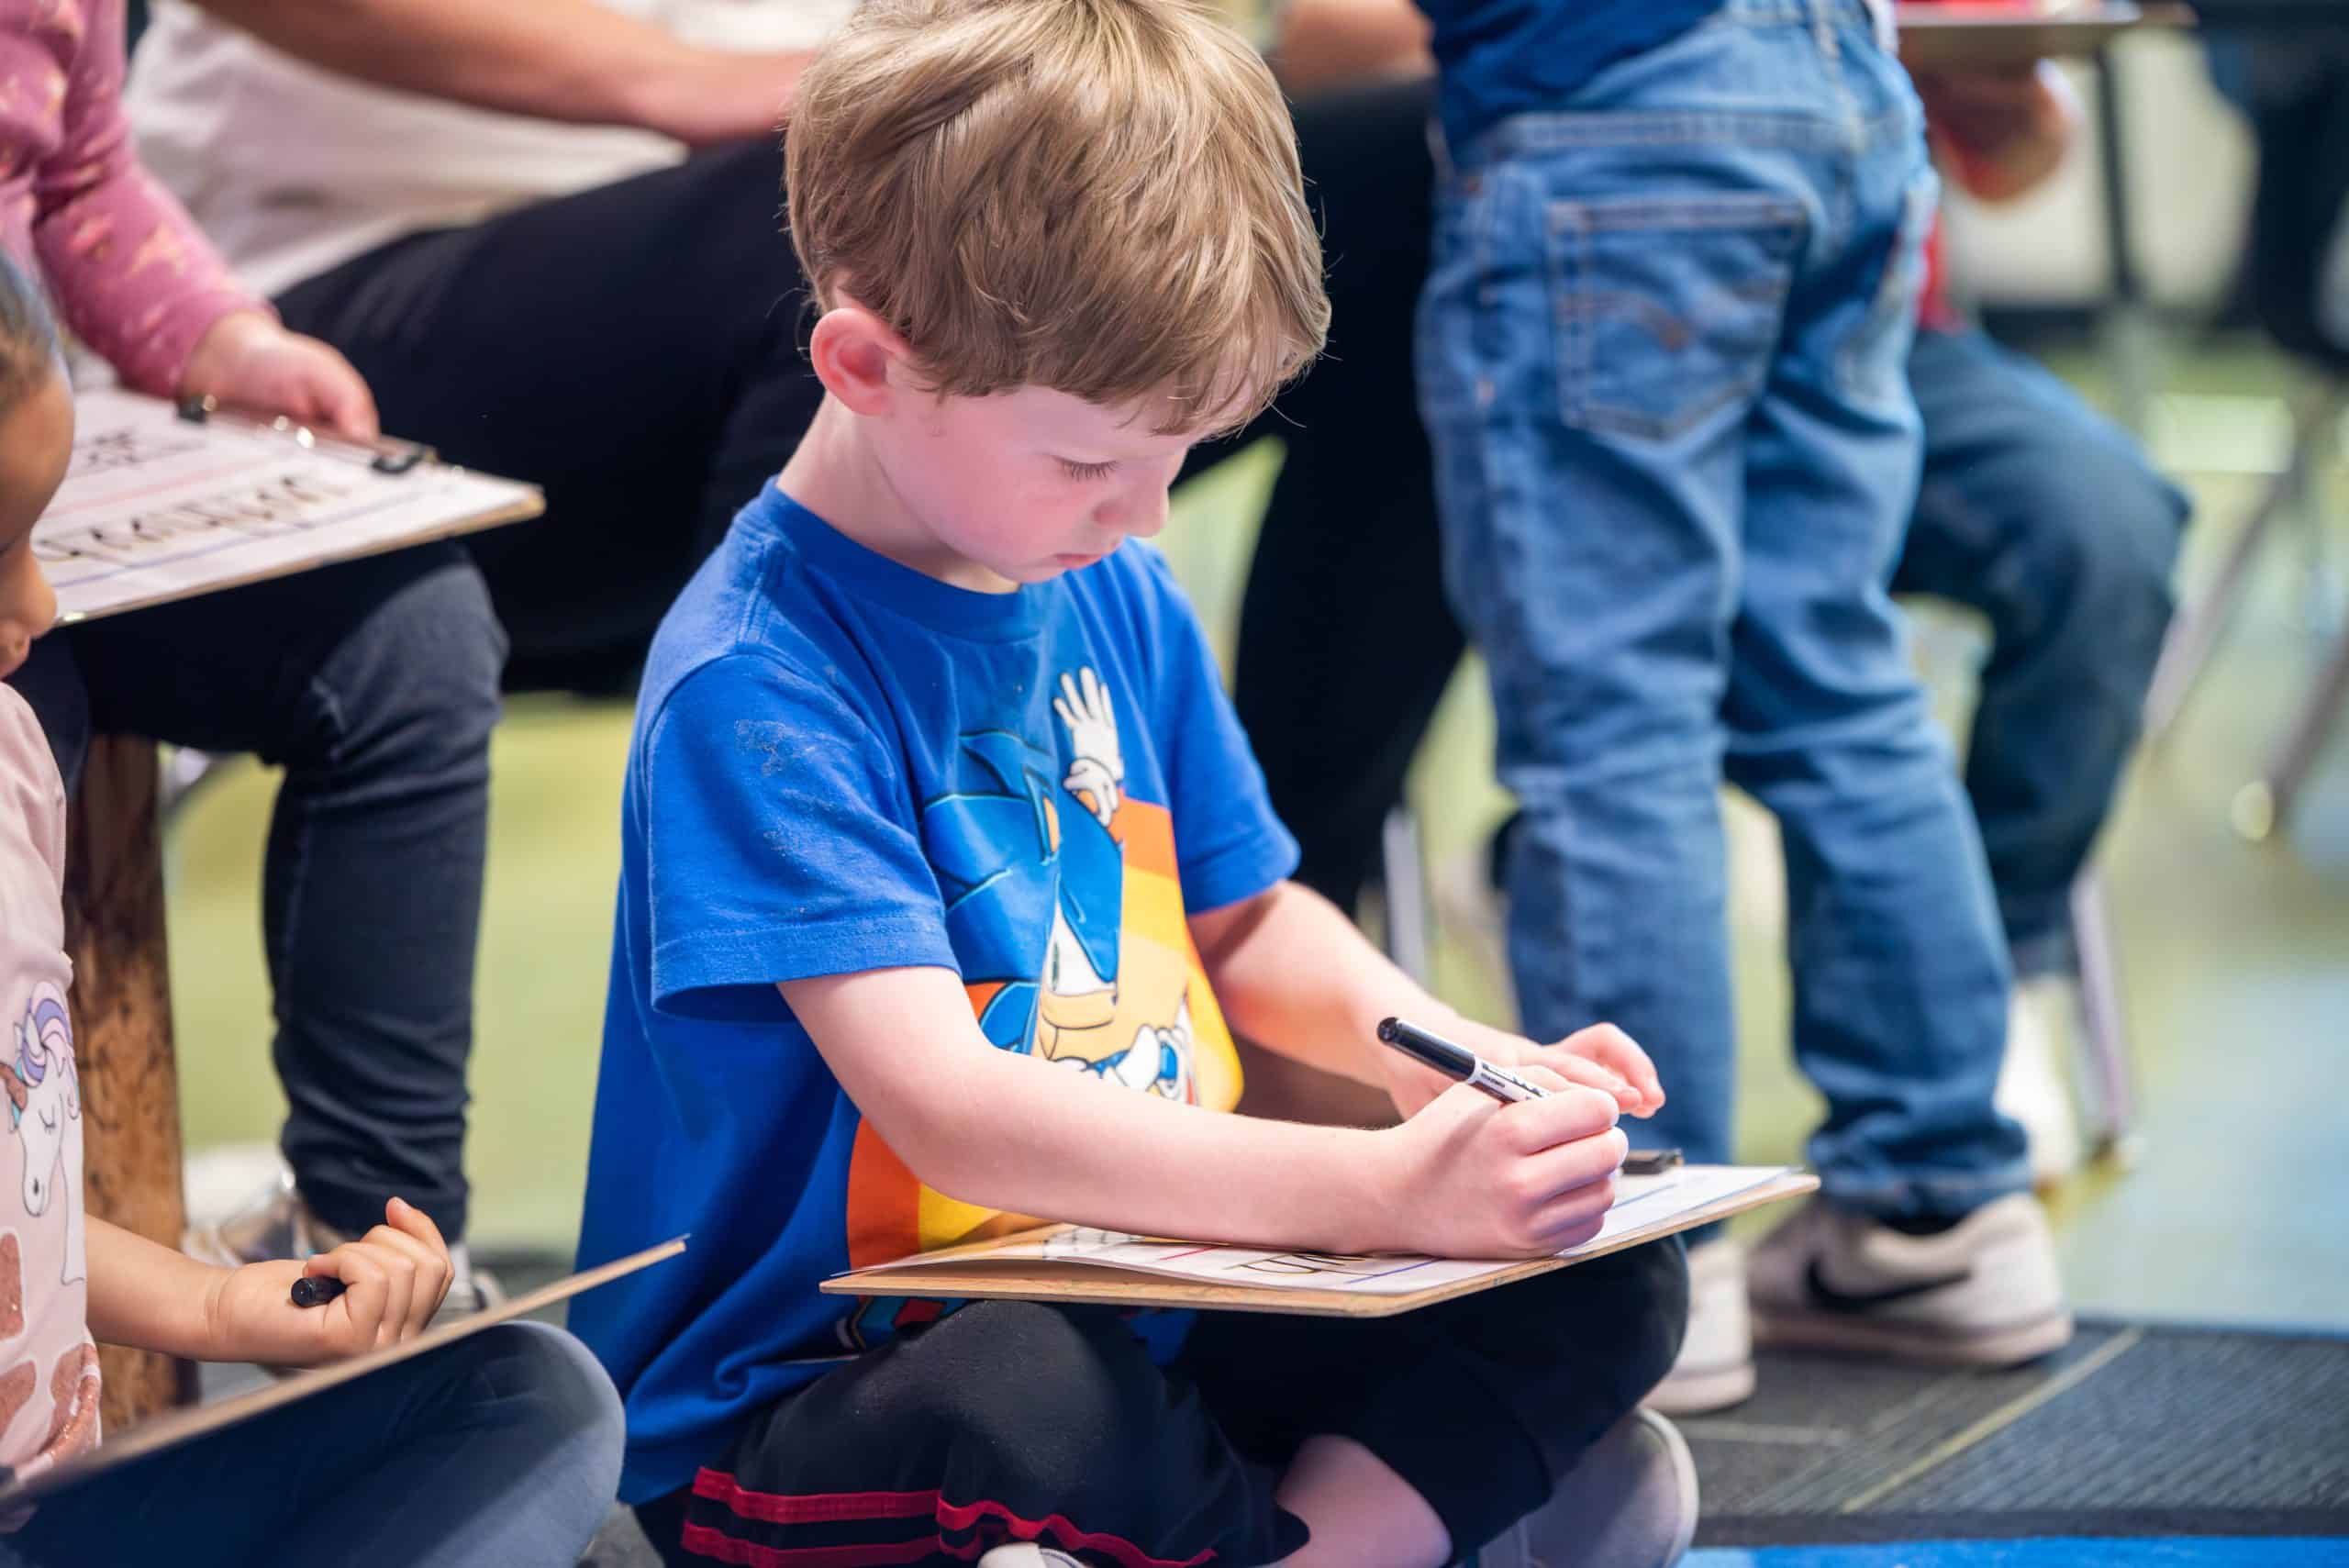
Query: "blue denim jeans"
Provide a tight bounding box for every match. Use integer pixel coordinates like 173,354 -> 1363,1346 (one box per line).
1895,327 -> 2188,979
0,1322 -> 622,1567
4,543 -> 504,1240
1418,0 -> 2027,1218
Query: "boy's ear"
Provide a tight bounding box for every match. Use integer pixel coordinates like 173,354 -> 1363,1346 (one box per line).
807,306 -> 910,417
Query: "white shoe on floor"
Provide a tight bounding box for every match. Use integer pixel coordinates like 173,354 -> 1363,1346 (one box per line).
977,1545 -> 1086,1566
1478,1408 -> 1699,1568
1644,1240 -> 1753,1416
183,1155 -> 350,1269
2000,974 -> 2087,1189
1747,1194 -> 2073,1366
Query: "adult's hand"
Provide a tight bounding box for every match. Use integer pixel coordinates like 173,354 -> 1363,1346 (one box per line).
1916,62 -> 2081,204
195,0 -> 807,142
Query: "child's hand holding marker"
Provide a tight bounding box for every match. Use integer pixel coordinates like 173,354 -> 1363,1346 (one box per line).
1370,1017 -> 1676,1260
202,1197 -> 453,1366
1371,1009 -> 1665,1120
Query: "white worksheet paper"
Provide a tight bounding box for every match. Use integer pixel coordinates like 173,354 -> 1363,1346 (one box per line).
38,389 -> 540,622
850,1163 -> 1791,1296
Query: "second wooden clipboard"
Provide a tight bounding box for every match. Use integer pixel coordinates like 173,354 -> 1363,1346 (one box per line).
825,1172 -> 1818,1319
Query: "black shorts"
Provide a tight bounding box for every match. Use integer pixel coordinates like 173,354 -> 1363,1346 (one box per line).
637,1238 -> 1686,1567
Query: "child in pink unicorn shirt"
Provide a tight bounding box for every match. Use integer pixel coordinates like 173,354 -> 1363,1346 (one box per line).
0,221 -> 622,1568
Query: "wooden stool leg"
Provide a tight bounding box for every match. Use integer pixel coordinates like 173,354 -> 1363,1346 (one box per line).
60,735 -> 196,1429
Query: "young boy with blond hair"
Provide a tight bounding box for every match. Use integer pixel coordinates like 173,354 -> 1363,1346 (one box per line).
572,2 -> 1691,1564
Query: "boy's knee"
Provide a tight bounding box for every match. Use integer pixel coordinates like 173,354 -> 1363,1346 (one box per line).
1520,1238 -> 1691,1408
891,1304 -> 1161,1481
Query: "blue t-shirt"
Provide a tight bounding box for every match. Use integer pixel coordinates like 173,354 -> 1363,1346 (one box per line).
570,484 -> 1299,1503
1415,0 -> 1717,152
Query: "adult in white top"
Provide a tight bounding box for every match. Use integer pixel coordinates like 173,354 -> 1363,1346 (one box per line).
121,1 -> 1455,864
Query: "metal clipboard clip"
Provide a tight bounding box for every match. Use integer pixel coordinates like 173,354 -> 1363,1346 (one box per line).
174,395 -> 437,476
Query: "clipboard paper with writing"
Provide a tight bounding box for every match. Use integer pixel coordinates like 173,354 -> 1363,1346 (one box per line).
825,1165 -> 1817,1319
37,388 -> 544,625
0,1238 -> 687,1507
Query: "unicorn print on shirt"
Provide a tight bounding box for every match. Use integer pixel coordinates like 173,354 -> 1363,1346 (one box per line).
6,983 -> 83,1286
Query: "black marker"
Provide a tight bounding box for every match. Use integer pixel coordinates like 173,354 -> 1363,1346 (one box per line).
1376,1017 -> 1550,1103
1377,1017 -> 1677,1169
289,1275 -> 348,1308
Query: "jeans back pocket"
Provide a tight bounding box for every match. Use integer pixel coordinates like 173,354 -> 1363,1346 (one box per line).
1548,193 -> 1806,443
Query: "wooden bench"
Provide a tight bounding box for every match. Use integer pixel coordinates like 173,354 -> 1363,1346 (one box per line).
61,735 -> 195,1429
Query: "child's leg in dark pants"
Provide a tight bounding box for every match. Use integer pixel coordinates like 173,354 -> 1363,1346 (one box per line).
1183,1238 -> 1687,1562
8,1322 -> 622,1568
643,1241 -> 1685,1568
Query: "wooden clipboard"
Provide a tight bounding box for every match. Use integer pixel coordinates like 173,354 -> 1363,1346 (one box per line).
38,388 -> 545,626
1897,4 -> 2193,69
825,1172 -> 1817,1319
0,1237 -> 685,1508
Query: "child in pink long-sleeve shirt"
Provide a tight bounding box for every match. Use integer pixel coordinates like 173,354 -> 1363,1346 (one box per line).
0,0 -> 373,430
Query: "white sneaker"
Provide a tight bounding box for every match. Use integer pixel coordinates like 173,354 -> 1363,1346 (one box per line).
183,1156 -> 350,1269
1999,974 -> 2086,1188
1747,1194 -> 2073,1366
1479,1408 -> 1698,1568
1644,1240 -> 1753,1415
183,1150 -> 503,1320
976,1545 -> 1086,1566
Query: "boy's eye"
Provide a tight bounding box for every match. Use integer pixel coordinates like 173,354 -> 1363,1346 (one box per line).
1056,459 -> 1119,483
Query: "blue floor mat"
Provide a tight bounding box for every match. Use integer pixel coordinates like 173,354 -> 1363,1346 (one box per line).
1690,1539 -> 2347,1567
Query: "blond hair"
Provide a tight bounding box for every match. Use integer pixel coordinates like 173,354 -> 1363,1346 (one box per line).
786,0 -> 1330,433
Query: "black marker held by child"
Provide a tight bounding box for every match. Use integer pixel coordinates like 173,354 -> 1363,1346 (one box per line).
289,1275 -> 348,1308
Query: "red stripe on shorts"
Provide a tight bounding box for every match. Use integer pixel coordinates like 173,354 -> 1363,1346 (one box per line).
685,1469 -> 1217,1566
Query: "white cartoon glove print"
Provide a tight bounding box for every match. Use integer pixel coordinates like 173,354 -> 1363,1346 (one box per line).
1054,667 -> 1124,828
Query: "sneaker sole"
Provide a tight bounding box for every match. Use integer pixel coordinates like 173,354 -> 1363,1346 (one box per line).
1751,1303 -> 2075,1368
1642,1410 -> 1700,1568
1643,1359 -> 1755,1417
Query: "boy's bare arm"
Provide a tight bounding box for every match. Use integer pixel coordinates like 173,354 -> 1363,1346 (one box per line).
190,0 -> 807,147
1190,881 -> 1664,1119
782,965 -> 1629,1259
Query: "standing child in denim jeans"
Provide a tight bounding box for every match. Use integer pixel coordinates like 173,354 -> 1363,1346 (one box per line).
1411,0 -> 2074,1409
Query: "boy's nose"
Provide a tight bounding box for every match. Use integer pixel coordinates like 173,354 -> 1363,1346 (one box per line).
1099,485 -> 1169,539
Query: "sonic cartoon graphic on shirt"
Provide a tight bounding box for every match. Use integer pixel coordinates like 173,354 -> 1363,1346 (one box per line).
839,665 -> 1247,1310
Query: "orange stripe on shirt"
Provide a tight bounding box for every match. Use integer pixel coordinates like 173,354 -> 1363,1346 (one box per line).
843,1122 -> 923,1270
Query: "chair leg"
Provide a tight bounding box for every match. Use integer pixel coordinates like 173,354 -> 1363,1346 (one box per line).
2068,868 -> 2139,1161
2143,386 -> 2338,738
2233,618 -> 2349,842
1380,803 -> 1434,988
